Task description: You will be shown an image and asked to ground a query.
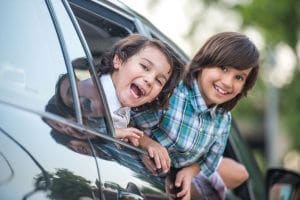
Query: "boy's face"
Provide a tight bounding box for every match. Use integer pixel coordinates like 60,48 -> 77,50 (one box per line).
112,46 -> 172,107
197,66 -> 252,106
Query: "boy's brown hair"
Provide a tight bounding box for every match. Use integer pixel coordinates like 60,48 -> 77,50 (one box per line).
100,34 -> 185,110
184,32 -> 259,111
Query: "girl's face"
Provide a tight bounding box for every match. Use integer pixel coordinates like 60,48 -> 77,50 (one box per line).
112,46 -> 172,107
197,66 -> 252,106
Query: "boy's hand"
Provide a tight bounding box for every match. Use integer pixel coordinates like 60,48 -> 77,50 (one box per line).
174,164 -> 200,199
139,135 -> 171,174
115,127 -> 143,146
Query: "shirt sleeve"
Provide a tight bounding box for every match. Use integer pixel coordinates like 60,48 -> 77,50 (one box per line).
199,113 -> 232,177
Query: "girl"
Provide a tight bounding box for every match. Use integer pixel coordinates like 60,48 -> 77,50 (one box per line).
52,34 -> 184,145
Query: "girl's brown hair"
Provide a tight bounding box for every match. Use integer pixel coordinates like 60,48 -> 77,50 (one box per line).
100,34 -> 185,110
184,32 -> 259,111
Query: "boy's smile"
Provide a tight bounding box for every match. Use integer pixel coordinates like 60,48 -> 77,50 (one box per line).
197,66 -> 252,106
112,46 -> 172,107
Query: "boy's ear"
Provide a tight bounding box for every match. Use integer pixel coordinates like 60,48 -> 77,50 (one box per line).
113,55 -> 122,69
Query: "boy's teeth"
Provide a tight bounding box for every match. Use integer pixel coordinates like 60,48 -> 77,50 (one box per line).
215,85 -> 227,94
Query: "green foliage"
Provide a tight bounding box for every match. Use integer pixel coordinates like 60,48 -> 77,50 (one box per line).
233,77 -> 266,121
233,0 -> 300,150
235,0 -> 300,48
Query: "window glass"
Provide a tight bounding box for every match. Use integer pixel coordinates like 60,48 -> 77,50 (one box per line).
70,1 -> 131,63
0,1 -> 67,111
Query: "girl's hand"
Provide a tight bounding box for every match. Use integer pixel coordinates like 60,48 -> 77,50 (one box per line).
115,127 -> 143,146
141,154 -> 159,176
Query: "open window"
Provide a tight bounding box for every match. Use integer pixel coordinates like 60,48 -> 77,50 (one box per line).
69,0 -> 135,65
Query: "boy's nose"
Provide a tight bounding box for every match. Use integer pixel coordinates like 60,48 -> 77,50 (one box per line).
221,75 -> 234,88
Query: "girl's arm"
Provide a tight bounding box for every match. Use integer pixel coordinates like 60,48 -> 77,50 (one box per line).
115,127 -> 143,146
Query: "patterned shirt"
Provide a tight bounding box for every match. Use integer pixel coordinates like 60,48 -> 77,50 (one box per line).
131,80 -> 231,177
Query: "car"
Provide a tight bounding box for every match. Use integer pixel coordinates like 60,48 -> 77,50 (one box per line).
266,168 -> 300,200
1,0 -> 299,200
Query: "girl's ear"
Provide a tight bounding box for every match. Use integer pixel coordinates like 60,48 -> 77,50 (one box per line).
113,55 -> 122,69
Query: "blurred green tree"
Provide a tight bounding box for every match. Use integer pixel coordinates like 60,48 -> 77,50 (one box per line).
235,0 -> 300,150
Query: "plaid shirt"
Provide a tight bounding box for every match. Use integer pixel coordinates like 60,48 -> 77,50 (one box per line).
131,80 -> 231,177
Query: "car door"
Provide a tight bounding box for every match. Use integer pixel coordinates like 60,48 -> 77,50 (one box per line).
0,0 -> 102,199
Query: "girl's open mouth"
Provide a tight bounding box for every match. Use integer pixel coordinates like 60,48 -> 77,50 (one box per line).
130,83 -> 145,98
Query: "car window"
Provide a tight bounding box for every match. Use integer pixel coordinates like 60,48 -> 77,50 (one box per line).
69,0 -> 134,62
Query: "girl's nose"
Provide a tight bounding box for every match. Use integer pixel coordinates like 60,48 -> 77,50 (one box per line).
144,74 -> 155,87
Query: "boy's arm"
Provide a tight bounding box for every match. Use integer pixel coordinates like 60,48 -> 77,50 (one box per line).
139,134 -> 171,174
217,157 -> 249,189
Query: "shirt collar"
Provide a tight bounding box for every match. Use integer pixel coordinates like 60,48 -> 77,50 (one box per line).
100,74 -> 123,114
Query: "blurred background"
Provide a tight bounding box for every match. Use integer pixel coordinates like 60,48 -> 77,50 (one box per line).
120,0 -> 300,174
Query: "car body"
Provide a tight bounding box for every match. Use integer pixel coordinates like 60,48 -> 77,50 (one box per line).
1,0 -> 293,200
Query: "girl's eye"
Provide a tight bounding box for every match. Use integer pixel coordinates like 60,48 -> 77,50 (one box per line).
155,78 -> 163,86
140,64 -> 149,71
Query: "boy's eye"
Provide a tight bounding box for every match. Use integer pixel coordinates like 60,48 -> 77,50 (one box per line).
220,66 -> 228,72
236,75 -> 244,81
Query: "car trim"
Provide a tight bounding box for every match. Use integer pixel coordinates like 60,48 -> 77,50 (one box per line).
229,120 -> 261,200
46,0 -> 83,124
70,0 -> 135,33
